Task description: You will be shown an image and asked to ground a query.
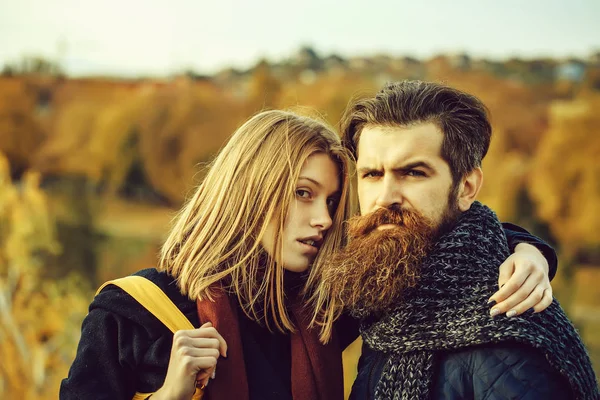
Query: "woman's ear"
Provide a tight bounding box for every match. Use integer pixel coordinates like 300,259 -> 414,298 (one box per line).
457,167 -> 483,211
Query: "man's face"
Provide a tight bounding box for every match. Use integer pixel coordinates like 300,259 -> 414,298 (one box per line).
356,122 -> 455,228
316,122 -> 469,318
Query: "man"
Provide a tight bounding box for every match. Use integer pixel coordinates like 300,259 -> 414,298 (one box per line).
317,81 -> 598,399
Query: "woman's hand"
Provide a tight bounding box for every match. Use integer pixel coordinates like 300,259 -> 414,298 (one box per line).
488,243 -> 553,318
152,322 -> 227,400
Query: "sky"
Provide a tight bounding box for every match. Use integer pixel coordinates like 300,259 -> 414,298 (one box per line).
1,0 -> 599,77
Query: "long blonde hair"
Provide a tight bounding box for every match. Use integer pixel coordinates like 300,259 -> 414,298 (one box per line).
159,110 -> 351,333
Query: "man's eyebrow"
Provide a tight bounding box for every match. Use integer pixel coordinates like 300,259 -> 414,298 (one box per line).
394,161 -> 435,172
357,161 -> 435,175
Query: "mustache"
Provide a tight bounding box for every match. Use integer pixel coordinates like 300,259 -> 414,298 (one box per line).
347,205 -> 430,239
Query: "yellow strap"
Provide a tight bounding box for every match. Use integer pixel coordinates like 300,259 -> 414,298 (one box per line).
131,389 -> 203,400
96,275 -> 194,333
131,393 -> 152,400
96,276 -> 204,400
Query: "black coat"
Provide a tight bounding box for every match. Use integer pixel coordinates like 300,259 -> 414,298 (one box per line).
350,341 -> 573,399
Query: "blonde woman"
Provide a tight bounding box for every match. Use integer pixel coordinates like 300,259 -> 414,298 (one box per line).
60,110 -> 557,400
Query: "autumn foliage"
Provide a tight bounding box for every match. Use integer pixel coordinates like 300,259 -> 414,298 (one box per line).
529,93 -> 600,254
0,55 -> 599,397
0,153 -> 88,399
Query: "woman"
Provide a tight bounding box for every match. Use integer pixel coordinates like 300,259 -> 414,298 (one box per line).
60,110 -> 556,400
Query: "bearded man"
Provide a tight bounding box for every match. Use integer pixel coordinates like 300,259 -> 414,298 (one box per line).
317,81 -> 598,399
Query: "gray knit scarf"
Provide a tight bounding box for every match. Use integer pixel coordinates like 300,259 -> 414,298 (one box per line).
361,202 -> 599,400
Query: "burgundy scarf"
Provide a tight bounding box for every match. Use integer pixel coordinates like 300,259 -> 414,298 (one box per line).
196,293 -> 344,400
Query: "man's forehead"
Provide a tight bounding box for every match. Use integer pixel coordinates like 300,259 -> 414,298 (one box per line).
356,123 -> 444,164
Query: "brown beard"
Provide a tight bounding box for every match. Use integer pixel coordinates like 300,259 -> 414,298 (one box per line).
319,204 -> 458,319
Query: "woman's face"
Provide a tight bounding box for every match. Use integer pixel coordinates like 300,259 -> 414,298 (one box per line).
261,152 -> 341,272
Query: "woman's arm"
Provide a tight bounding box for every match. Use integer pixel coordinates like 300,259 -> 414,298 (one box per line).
60,307 -> 139,399
503,222 -> 557,280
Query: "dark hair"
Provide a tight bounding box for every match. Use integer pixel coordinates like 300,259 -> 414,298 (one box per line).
341,80 -> 492,183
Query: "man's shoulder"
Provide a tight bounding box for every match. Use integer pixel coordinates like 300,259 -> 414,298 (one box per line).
434,342 -> 572,399
440,341 -> 551,367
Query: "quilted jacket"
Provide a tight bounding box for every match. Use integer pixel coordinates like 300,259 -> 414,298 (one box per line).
349,341 -> 574,399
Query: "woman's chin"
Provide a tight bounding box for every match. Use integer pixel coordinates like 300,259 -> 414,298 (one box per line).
282,261 -> 310,273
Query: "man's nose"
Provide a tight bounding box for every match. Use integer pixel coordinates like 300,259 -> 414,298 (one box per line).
374,177 -> 402,209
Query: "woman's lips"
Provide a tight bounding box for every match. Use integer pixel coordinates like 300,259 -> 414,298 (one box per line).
297,240 -> 319,255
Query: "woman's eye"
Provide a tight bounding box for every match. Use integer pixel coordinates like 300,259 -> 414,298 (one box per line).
296,189 -> 311,199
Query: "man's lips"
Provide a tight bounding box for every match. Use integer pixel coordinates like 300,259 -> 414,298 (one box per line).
376,223 -> 401,231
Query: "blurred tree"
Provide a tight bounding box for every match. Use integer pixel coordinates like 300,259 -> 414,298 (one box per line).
2,65 -> 15,77
0,78 -> 47,177
479,126 -> 530,220
32,86 -> 145,188
279,72 -> 376,127
528,94 -> 600,306
294,46 -> 323,71
1,56 -> 63,77
247,60 -> 282,112
138,80 -> 246,204
529,95 -> 600,251
0,153 -> 88,399
583,66 -> 600,92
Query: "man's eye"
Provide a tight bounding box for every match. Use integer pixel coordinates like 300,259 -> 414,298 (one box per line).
362,171 -> 381,178
296,189 -> 311,199
407,170 -> 426,177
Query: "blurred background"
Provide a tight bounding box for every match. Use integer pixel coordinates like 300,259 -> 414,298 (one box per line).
0,0 -> 599,398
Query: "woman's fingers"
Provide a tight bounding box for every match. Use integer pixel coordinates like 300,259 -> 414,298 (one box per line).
159,326 -> 225,398
176,347 -> 220,360
533,287 -> 553,313
489,270 -> 533,312
490,275 -> 537,316
173,324 -> 228,357
189,322 -> 228,357
502,286 -> 544,317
